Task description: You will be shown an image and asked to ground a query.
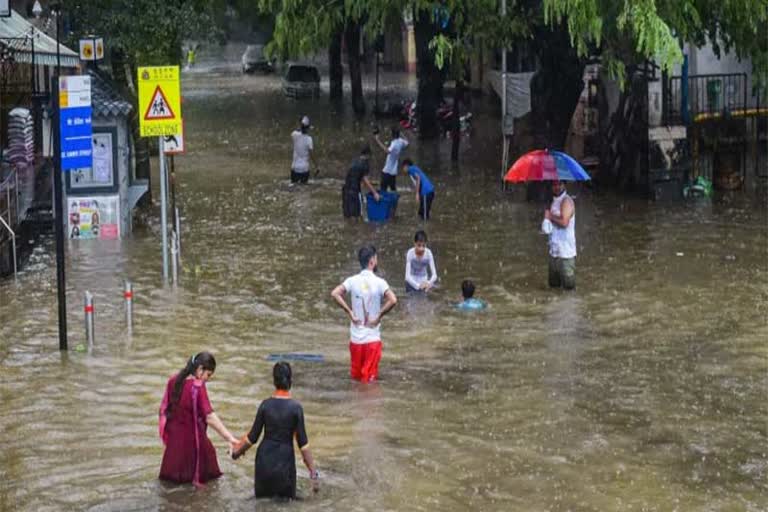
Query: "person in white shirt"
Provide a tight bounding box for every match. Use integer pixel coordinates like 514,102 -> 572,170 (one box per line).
290,116 -> 317,184
405,230 -> 438,293
373,127 -> 409,192
544,180 -> 576,289
331,246 -> 398,382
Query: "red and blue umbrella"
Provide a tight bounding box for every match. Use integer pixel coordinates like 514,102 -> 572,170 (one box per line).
504,149 -> 591,183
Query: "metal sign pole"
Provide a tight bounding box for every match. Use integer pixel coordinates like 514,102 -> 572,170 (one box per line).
159,137 -> 169,282
170,154 -> 176,226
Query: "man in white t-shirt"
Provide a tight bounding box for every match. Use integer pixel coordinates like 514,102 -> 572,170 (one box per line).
331,245 -> 398,382
290,116 -> 317,184
373,127 -> 409,192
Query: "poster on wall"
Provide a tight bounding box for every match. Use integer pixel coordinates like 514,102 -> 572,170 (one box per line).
68,196 -> 120,240
69,131 -> 116,191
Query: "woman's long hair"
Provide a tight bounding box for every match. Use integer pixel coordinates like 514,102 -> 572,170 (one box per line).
167,352 -> 216,418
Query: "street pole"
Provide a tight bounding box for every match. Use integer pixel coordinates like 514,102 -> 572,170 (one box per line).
500,0 -> 508,189
30,29 -> 35,98
52,3 -> 67,350
159,137 -> 169,283
170,154 -> 176,229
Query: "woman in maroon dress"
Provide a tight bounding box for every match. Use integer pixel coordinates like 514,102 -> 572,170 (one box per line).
159,352 -> 238,487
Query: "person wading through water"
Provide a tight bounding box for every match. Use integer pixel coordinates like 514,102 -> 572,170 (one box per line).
231,362 -> 319,499
331,246 -> 398,382
342,146 -> 379,219
543,180 -> 577,289
158,352 -> 238,488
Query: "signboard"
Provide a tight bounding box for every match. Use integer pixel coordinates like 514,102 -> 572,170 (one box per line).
79,37 -> 104,61
68,196 -> 120,240
59,75 -> 93,171
163,123 -> 185,154
138,66 -> 182,137
0,0 -> 10,17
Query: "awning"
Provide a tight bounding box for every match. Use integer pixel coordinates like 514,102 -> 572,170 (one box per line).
0,9 -> 79,68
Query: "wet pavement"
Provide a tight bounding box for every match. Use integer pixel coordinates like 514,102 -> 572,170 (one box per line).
0,66 -> 767,511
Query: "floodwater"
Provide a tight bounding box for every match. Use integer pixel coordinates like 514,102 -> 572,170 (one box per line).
1,67 -> 767,512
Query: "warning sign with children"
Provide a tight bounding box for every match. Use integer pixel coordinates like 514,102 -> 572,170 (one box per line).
138,66 -> 182,137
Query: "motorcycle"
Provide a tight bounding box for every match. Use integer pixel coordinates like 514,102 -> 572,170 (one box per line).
399,99 -> 472,136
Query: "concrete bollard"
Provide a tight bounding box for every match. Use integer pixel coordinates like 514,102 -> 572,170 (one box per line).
171,231 -> 179,286
124,280 -> 133,335
84,291 -> 95,350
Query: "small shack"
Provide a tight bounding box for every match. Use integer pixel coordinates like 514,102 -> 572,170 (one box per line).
63,69 -> 147,240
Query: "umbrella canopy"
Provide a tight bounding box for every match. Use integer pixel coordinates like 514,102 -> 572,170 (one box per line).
504,149 -> 591,182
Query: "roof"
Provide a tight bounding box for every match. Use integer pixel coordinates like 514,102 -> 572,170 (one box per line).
88,69 -> 133,118
0,9 -> 79,68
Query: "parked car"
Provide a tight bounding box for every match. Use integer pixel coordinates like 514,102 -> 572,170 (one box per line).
241,44 -> 273,73
282,64 -> 320,98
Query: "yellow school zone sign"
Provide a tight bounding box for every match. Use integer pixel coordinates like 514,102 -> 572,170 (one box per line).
138,66 -> 182,137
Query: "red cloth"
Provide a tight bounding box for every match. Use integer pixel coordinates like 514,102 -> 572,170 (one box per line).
349,341 -> 382,382
159,376 -> 222,486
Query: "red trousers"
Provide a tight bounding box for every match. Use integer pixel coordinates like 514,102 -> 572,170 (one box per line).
349,341 -> 382,382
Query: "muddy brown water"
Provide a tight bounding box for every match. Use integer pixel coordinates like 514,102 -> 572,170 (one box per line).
1,69 -> 766,511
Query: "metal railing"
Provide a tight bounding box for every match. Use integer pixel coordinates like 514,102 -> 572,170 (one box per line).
0,168 -> 19,278
664,73 -> 748,125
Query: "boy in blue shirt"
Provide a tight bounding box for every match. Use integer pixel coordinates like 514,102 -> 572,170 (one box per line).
401,159 -> 435,220
456,280 -> 486,311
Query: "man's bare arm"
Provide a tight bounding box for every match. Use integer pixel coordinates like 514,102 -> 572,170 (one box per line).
548,198 -> 574,227
331,284 -> 358,323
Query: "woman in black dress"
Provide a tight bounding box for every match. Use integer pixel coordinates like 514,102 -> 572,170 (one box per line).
232,362 -> 318,498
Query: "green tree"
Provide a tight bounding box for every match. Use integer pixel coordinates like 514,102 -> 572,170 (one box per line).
539,0 -> 767,190
538,0 -> 766,147
426,0 -> 766,153
65,0 -> 225,188
424,1 -> 529,154
255,0 -> 400,113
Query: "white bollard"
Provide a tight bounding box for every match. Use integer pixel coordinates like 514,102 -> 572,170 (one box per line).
171,231 -> 179,286
124,280 -> 133,335
175,207 -> 181,261
84,291 -> 95,350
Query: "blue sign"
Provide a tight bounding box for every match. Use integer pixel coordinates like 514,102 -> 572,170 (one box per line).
60,106 -> 93,171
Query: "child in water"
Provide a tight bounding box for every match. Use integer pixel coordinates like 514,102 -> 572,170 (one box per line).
456,280 -> 486,310
405,230 -> 438,292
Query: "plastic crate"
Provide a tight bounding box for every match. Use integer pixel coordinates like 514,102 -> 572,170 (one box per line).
366,192 -> 399,221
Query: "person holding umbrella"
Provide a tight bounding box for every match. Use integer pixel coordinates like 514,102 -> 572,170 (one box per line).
504,149 -> 589,290
544,180 -> 576,289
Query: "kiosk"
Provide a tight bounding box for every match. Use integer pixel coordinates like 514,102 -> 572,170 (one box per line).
64,70 -> 147,240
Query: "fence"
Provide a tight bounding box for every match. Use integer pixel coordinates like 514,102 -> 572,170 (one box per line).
0,168 -> 19,277
664,73 -> 748,126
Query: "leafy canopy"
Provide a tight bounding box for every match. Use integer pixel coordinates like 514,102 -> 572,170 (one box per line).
66,0 -> 225,66
543,0 -> 768,86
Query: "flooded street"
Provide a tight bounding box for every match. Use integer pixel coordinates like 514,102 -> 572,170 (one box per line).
1,68 -> 767,511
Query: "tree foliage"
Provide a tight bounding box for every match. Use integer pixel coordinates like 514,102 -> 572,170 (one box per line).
66,0 -> 225,67
542,0 -> 768,87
